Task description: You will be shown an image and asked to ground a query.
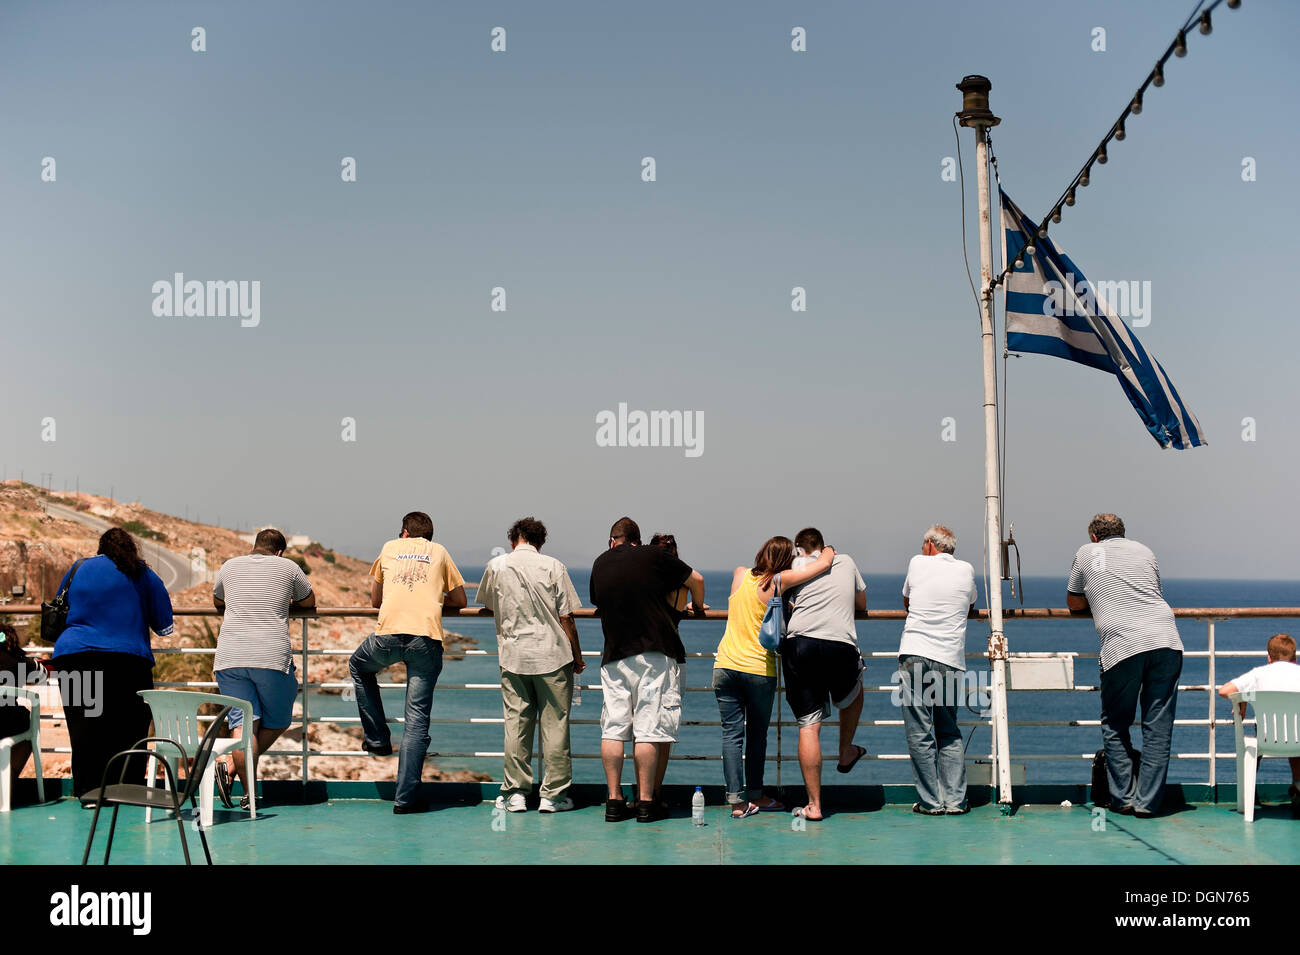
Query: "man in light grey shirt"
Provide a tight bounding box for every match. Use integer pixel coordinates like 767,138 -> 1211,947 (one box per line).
1067,513 -> 1183,818
476,517 -> 584,813
782,527 -> 868,821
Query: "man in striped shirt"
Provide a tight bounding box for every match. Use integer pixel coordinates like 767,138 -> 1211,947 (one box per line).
1067,513 -> 1183,817
212,528 -> 316,808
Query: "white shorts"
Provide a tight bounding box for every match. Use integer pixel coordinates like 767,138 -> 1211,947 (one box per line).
600,652 -> 682,743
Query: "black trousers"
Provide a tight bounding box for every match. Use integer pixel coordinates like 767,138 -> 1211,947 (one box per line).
53,651 -> 154,796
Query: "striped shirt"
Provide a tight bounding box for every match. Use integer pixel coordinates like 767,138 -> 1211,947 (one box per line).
1067,537 -> 1182,672
213,554 -> 312,673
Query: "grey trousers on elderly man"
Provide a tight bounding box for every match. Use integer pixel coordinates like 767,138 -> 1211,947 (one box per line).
500,665 -> 574,801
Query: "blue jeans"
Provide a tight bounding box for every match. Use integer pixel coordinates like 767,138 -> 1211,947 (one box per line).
712,668 -> 777,805
1099,647 -> 1182,813
897,655 -> 967,812
349,633 -> 444,808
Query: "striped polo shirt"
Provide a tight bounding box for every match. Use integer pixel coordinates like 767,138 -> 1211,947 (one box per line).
213,553 -> 313,673
1067,537 -> 1182,672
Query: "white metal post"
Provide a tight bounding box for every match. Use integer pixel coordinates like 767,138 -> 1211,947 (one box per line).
1207,620 -> 1216,789
958,76 -> 1013,805
301,618 -> 310,786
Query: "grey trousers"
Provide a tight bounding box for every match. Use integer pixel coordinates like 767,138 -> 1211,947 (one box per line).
500,664 -> 574,801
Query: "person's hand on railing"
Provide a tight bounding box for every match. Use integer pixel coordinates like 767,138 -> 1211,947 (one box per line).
686,602 -> 710,618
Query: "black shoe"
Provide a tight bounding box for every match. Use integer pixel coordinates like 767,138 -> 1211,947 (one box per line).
214,761 -> 235,809
1134,808 -> 1158,819
605,797 -> 634,822
636,799 -> 668,824
393,801 -> 430,815
1111,803 -> 1135,816
362,740 -> 394,756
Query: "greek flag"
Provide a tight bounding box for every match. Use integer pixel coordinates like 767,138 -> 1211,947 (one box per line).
1000,188 -> 1205,449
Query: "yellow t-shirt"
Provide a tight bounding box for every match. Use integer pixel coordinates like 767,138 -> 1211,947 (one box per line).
370,538 -> 465,641
713,572 -> 776,678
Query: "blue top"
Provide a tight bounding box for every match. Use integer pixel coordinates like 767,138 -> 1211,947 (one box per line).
51,555 -> 173,663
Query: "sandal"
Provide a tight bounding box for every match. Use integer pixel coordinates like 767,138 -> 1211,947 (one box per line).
792,805 -> 822,821
754,797 -> 786,812
836,744 -> 867,774
731,802 -> 760,819
215,760 -> 235,809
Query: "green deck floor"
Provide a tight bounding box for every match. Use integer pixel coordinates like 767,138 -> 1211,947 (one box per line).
3,795 -> 1297,865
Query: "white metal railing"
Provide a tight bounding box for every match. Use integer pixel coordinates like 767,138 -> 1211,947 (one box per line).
8,606 -> 1296,789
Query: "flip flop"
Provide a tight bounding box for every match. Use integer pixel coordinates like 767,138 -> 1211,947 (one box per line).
731,802 -> 760,820
792,806 -> 822,821
215,760 -> 236,809
755,798 -> 786,812
836,744 -> 867,774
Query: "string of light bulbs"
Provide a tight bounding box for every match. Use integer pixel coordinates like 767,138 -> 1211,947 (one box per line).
988,0 -> 1242,291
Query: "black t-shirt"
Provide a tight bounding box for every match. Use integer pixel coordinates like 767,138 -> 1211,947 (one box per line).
589,544 -> 692,666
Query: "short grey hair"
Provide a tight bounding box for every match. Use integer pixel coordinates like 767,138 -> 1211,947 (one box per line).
923,524 -> 956,554
1087,513 -> 1125,541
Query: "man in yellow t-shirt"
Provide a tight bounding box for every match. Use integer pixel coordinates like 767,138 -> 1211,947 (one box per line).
348,511 -> 466,814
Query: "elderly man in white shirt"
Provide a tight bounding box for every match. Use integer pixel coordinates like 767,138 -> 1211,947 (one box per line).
895,524 -> 979,815
1218,632 -> 1300,816
477,517 -> 585,813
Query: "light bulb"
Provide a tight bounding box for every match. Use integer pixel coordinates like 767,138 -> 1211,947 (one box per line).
1052,208 -> 1062,224
1153,62 -> 1165,87
1131,91 -> 1142,115
1097,144 -> 1108,165
1065,189 -> 1076,207
1115,120 -> 1126,141
1175,30 -> 1187,56
1080,168 -> 1090,187
1199,10 -> 1212,34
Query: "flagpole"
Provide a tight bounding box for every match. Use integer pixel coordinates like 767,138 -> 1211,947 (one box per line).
957,75 -> 1012,806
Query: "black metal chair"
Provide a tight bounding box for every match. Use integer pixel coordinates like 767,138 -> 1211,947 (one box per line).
81,704 -> 232,865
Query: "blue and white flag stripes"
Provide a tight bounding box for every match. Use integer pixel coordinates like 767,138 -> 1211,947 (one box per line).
1000,188 -> 1205,449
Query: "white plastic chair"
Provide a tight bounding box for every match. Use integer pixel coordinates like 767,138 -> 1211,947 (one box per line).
0,686 -> 44,811
138,690 -> 256,828
1231,690 -> 1300,823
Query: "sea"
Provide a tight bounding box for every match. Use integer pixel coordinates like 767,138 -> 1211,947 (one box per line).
308,571 -> 1300,787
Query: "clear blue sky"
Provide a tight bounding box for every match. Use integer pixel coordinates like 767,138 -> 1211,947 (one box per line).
2,0 -> 1296,581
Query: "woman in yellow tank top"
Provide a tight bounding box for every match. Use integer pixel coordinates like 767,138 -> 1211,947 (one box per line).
713,537 -> 835,818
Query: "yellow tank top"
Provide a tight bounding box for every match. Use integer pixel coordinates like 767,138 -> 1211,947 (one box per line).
713,572 -> 776,678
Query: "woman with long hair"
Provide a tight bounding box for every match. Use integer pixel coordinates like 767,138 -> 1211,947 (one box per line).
713,536 -> 834,818
50,528 -> 174,797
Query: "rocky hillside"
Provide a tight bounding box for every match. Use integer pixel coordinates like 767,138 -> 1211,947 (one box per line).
0,481 -> 487,785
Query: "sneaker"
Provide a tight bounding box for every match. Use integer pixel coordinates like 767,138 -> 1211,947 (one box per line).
912,803 -> 945,816
494,793 -> 527,812
362,740 -> 394,756
605,797 -> 635,822
214,761 -> 235,809
636,799 -> 668,824
944,804 -> 970,815
538,796 -> 574,813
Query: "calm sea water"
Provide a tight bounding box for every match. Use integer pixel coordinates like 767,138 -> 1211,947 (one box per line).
311,571 -> 1300,787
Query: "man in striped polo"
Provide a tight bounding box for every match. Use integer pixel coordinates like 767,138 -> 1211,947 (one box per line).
212,528 -> 316,808
1067,513 -> 1183,817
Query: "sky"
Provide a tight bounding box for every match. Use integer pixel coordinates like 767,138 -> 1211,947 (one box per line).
2,0 -> 1296,582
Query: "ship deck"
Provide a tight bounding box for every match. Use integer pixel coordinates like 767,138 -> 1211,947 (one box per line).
4,783 -> 1297,866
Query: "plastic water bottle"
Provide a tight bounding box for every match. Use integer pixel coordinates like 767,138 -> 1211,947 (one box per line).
691,786 -> 705,827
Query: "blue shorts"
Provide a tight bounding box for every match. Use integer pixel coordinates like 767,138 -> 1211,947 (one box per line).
215,665 -> 299,730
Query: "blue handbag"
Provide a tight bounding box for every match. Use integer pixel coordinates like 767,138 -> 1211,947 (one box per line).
757,573 -> 784,652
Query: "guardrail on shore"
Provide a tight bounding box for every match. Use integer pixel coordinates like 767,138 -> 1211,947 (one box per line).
4,605 -> 1295,790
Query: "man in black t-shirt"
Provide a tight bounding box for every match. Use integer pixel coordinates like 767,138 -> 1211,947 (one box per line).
590,517 -> 705,823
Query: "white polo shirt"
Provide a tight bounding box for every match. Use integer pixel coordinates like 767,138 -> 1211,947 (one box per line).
1229,660 -> 1300,694
899,553 -> 979,671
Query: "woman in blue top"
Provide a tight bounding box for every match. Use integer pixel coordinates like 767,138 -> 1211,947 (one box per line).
51,528 -> 174,797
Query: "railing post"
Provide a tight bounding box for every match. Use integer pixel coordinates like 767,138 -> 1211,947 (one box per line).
775,666 -> 783,789
301,617 -> 310,787
1207,619 -> 1216,790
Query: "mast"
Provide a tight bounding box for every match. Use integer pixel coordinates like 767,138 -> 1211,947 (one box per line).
956,75 -> 1013,806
